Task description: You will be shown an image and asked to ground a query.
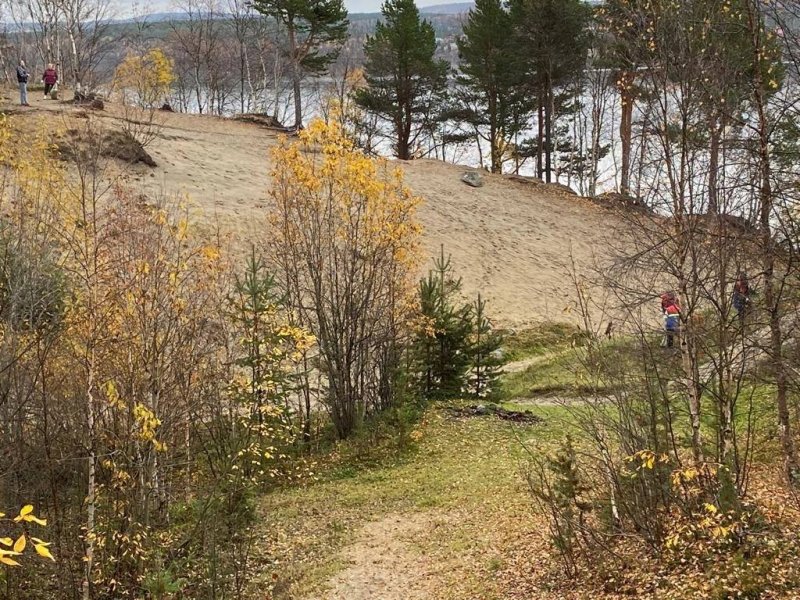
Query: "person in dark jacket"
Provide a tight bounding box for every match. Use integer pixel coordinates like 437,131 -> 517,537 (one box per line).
16,60 -> 29,106
732,272 -> 751,323
42,64 -> 58,99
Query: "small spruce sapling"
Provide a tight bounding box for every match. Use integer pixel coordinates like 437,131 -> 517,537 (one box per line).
528,434 -> 592,577
414,246 -> 473,399
468,293 -> 504,398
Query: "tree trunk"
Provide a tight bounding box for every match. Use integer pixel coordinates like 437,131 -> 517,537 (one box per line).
544,76 -> 553,183
618,70 -> 635,196
537,90 -> 544,178
708,112 -> 721,214
287,20 -> 302,130
397,93 -> 412,159
83,350 -> 97,600
680,300 -> 704,463
589,87 -> 602,197
489,93 -> 501,173
240,42 -> 246,114
746,0 -> 800,483
67,25 -> 81,96
244,44 -> 255,112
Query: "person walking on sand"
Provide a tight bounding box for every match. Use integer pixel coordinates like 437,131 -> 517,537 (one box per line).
16,60 -> 30,106
42,64 -> 58,99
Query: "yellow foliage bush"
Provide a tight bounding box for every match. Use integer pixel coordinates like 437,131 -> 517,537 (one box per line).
114,49 -> 175,108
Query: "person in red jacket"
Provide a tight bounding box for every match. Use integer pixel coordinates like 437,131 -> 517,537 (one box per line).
660,292 -> 681,348
42,64 -> 58,99
664,302 -> 681,348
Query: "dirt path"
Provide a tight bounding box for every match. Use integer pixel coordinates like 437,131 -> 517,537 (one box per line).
503,353 -> 558,374
322,513 -> 444,600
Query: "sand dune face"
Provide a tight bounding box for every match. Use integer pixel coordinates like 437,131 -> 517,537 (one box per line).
16,100 -> 626,327
400,159 -> 621,327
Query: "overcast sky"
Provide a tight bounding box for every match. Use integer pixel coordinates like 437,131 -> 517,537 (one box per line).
116,0 -> 455,17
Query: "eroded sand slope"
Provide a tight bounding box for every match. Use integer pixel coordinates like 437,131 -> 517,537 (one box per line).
14,99 -> 624,327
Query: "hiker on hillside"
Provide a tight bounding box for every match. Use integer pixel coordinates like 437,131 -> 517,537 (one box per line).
660,292 -> 681,348
42,64 -> 58,99
660,291 -> 677,315
16,60 -> 29,106
732,272 -> 751,322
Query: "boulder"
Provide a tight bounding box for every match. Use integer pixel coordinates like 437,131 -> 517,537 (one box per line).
461,171 -> 484,188
160,102 -> 174,112
90,99 -> 104,111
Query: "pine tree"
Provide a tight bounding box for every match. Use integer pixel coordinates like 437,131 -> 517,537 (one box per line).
252,0 -> 348,130
509,0 -> 591,182
414,247 -> 473,399
597,0 -> 646,196
228,247 -> 295,428
468,293 -> 504,399
456,0 -> 533,173
354,0 -> 449,160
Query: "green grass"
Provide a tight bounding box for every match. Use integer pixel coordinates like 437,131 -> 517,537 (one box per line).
252,405 -> 557,598
250,325 -> 793,599
497,327 -> 647,402
500,322 -> 585,362
499,348 -> 590,400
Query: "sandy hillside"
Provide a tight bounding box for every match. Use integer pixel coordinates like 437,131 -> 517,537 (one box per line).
8,96 -> 628,327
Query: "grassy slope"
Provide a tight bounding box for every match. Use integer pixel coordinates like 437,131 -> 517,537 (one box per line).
252,405 -> 573,599
251,324 -> 792,599
250,325 -> 582,599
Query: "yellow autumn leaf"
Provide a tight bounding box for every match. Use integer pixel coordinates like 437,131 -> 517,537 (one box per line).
201,245 -> 220,262
13,535 -> 25,553
34,544 -> 55,561
703,503 -> 718,514
21,514 -> 46,526
0,555 -> 20,566
0,538 -> 12,547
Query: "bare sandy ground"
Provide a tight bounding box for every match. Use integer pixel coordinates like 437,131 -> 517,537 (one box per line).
322,513 -> 442,600
10,95 -> 628,327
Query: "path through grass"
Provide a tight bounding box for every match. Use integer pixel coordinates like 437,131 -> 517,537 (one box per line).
251,403 -> 570,599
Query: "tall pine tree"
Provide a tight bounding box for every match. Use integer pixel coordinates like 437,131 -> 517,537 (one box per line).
510,0 -> 591,182
354,0 -> 449,160
456,0 -> 532,173
252,0 -> 348,130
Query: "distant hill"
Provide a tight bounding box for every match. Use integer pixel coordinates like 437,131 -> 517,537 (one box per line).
419,2 -> 474,14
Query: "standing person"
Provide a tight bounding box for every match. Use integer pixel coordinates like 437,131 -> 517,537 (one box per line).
16,60 -> 30,106
732,272 -> 751,323
42,64 -> 58,99
664,303 -> 681,348
660,292 -> 681,348
660,291 -> 676,315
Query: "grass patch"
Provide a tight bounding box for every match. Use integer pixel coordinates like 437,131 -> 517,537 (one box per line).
254,405 -> 553,599
500,322 -> 584,362
499,346 -> 595,400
